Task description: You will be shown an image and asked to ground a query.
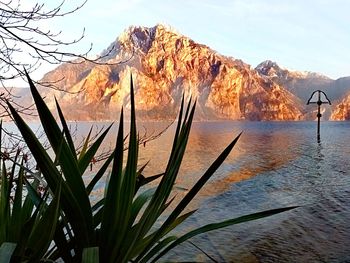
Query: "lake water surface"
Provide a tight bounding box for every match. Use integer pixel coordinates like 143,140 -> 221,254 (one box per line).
89,121 -> 350,262
6,120 -> 350,262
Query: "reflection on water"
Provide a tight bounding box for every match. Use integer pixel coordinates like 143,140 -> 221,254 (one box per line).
85,120 -> 350,262
161,121 -> 350,262
4,120 -> 350,262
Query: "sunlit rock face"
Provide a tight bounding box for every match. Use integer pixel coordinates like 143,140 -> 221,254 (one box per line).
256,60 -> 333,102
255,61 -> 350,120
329,77 -> 350,120
330,93 -> 350,120
41,24 -> 304,121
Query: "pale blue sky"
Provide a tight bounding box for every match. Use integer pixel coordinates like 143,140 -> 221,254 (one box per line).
38,0 -> 350,79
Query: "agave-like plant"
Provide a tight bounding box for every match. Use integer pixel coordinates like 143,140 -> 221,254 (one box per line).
4,71 -> 296,262
0,121 -> 61,263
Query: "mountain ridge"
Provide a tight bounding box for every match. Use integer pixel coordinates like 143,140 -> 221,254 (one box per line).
37,24 -> 349,121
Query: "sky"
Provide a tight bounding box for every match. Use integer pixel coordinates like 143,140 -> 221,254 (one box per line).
26,0 -> 350,81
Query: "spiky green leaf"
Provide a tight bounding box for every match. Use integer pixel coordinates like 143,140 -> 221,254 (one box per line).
55,97 -> 76,158
27,182 -> 62,262
78,124 -> 112,176
0,242 -> 16,263
152,206 -> 298,262
82,247 -> 99,263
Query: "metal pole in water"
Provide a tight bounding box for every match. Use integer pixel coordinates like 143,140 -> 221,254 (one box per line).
317,92 -> 321,143
307,90 -> 331,143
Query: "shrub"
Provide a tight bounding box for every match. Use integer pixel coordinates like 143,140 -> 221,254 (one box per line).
1,72 -> 296,262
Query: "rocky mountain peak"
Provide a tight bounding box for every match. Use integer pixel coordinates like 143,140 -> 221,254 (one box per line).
40,24 -> 308,121
256,60 -> 331,80
254,59 -> 337,103
255,60 -> 286,79
118,25 -> 157,53
256,60 -> 280,74
100,24 -> 187,62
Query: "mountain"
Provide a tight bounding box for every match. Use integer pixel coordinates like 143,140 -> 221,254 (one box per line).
256,60 -> 350,120
255,60 -> 350,103
329,77 -> 350,120
330,90 -> 350,120
255,60 -> 333,101
0,87 -> 35,121
40,24 -> 304,121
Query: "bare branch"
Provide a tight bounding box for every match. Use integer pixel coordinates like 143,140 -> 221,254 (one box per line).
0,0 -> 134,119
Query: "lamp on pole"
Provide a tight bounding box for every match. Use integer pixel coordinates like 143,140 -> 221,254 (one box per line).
307,90 -> 331,143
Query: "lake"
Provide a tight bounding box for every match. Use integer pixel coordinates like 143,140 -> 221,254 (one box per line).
77,120 -> 350,262
5,120 -> 350,262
